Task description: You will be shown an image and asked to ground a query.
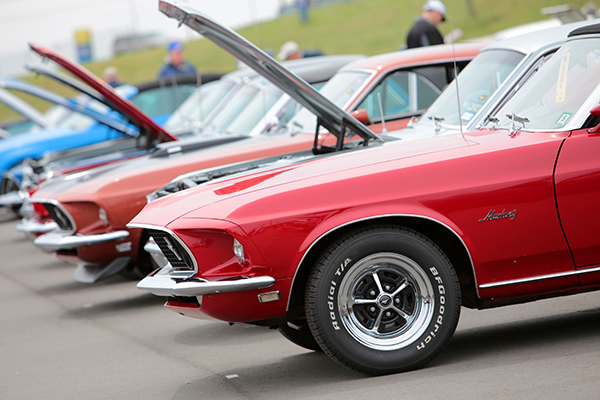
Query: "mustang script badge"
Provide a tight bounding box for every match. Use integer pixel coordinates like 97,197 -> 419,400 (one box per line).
479,209 -> 517,222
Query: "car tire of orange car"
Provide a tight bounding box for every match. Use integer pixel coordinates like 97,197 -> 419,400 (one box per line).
305,225 -> 461,375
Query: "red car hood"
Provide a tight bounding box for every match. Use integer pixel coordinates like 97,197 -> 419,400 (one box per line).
130,132 -> 485,228
29,43 -> 177,143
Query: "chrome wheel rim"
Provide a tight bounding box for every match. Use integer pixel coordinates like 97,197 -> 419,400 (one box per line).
338,252 -> 435,351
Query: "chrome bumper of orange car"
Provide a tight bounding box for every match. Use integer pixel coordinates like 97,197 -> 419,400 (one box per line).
33,230 -> 130,251
137,271 -> 275,297
16,218 -> 59,234
0,191 -> 22,206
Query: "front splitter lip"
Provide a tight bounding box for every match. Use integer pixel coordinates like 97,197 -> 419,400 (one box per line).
137,273 -> 275,297
33,230 -> 130,251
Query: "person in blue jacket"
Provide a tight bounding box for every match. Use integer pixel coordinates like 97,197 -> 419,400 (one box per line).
158,41 -> 197,79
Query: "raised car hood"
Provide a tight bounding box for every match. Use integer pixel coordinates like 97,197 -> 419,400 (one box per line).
0,87 -> 50,131
26,63 -> 114,111
29,43 -> 177,143
0,76 -> 135,135
159,0 -> 378,147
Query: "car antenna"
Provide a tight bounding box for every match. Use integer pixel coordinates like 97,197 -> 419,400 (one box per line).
449,17 -> 465,139
377,92 -> 387,134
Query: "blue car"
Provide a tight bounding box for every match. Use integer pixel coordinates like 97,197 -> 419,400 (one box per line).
0,69 -> 205,208
0,76 -> 139,191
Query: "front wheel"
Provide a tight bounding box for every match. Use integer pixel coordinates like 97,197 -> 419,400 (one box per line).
305,225 -> 460,375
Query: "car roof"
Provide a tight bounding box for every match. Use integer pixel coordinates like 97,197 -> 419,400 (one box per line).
567,21 -> 600,36
222,54 -> 365,85
340,42 -> 486,72
480,18 -> 600,55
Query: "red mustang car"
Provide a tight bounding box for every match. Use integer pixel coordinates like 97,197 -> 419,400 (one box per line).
28,7 -> 482,283
133,4 -> 600,375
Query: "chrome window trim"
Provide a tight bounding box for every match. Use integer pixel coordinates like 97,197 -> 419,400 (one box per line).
335,68 -> 379,111
408,71 -> 418,113
28,197 -> 77,234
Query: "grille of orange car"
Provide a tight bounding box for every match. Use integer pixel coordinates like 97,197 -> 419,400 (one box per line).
43,203 -> 74,232
147,229 -> 195,273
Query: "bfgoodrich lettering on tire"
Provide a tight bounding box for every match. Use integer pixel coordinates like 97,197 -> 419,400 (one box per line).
305,225 -> 461,375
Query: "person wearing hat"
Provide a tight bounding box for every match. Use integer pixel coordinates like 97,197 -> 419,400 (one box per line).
277,41 -> 324,61
103,66 -> 123,88
158,41 -> 197,80
406,0 -> 446,49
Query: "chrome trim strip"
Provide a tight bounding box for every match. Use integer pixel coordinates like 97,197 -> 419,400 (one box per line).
16,219 -> 59,234
144,239 -> 162,255
127,223 -> 199,274
0,191 -> 22,206
408,71 -> 418,113
28,197 -> 77,234
33,230 -> 130,251
289,213 -> 477,311
143,238 -> 169,270
137,273 -> 275,297
479,265 -> 600,289
337,68 -> 378,111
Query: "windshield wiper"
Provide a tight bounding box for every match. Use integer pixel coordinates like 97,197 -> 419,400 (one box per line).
428,115 -> 445,132
480,114 -> 499,129
506,113 -> 529,136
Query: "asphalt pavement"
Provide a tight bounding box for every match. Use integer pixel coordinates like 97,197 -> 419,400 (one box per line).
2,207 -> 600,399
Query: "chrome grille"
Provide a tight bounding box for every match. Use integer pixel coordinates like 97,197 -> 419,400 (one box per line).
147,229 -> 195,273
43,203 -> 74,232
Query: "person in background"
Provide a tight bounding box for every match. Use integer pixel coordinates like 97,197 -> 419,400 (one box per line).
276,41 -> 324,61
406,0 -> 446,49
297,0 -> 309,24
103,66 -> 122,88
158,41 -> 197,79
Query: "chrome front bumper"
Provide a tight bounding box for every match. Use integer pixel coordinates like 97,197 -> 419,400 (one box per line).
33,230 -> 130,251
137,271 -> 275,297
16,218 -> 59,234
0,191 -> 22,206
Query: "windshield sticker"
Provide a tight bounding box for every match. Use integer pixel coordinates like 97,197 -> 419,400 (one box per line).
461,111 -> 475,121
556,112 -> 572,126
556,53 -> 570,103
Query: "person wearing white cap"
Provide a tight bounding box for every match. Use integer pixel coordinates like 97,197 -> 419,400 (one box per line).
277,41 -> 324,61
406,0 -> 446,49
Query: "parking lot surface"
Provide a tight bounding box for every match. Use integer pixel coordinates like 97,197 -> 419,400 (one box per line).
2,208 -> 600,399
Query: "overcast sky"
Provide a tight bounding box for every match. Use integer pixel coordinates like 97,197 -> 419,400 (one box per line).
0,0 -> 281,63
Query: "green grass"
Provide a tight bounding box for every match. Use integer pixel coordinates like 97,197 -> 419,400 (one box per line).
1,0 -> 591,122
